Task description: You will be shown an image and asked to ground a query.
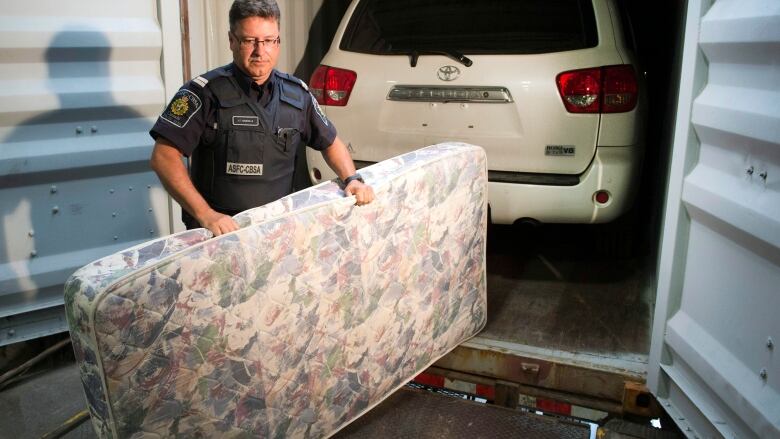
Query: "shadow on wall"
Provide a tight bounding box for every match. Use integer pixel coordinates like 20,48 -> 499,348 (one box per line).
292,0 -> 352,192
0,28 -> 158,341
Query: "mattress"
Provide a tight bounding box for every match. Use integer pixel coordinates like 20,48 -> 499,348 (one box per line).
65,142 -> 488,438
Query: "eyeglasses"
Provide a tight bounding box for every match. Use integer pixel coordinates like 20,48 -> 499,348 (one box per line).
231,31 -> 280,51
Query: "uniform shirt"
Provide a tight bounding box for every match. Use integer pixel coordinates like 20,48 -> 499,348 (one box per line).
149,64 -> 337,157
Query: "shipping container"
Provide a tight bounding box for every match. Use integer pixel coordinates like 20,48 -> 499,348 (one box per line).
0,0 -> 777,437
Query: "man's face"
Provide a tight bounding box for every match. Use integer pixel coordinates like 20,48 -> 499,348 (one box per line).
229,16 -> 280,84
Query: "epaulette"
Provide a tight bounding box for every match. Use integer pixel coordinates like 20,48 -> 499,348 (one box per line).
192,76 -> 208,88
274,70 -> 306,111
275,70 -> 308,91
191,65 -> 233,88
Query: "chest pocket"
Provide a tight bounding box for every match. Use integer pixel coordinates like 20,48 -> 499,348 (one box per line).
217,103 -> 265,177
273,80 -> 306,154
225,127 -> 265,176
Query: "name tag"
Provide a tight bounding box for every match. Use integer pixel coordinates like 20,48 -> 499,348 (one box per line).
226,162 -> 263,175
545,145 -> 576,156
232,115 -> 259,126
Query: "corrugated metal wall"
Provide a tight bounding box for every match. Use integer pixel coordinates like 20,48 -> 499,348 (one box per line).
0,0 -> 183,345
649,0 -> 780,437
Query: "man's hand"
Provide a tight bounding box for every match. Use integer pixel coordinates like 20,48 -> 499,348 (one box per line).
321,137 -> 377,206
151,138 -> 241,237
197,209 -> 240,236
344,180 -> 375,206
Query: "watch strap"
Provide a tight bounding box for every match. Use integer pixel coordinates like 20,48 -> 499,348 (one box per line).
342,173 -> 364,186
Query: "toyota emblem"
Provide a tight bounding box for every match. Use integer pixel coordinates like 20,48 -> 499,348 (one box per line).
437,65 -> 460,81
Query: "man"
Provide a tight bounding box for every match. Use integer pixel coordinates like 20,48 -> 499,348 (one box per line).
149,0 -> 374,236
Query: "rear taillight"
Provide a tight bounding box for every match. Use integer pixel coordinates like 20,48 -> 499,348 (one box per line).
556,67 -> 601,113
602,65 -> 638,112
309,65 -> 357,106
556,65 -> 637,113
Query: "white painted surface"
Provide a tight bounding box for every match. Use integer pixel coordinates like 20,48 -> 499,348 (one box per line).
0,0 -> 182,345
649,0 -> 780,437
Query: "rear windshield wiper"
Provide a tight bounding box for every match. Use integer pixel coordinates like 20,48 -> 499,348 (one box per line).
406,49 -> 473,68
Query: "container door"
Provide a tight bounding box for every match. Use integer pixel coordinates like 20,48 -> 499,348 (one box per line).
0,0 -> 184,345
648,0 -> 780,437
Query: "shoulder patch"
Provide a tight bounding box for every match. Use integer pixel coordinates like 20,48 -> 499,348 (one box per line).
161,89 -> 202,128
192,76 -> 208,88
310,92 -> 329,126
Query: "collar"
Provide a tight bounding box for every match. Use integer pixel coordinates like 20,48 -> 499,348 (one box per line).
231,63 -> 275,98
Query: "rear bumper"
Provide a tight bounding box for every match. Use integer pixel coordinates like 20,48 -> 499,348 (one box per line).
489,145 -> 642,224
307,145 -> 641,225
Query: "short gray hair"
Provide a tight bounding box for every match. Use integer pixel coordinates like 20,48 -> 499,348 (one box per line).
229,0 -> 281,31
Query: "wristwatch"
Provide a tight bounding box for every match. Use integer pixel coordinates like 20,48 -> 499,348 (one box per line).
342,173 -> 364,186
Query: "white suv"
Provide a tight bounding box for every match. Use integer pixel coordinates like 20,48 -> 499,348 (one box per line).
306,0 -> 644,225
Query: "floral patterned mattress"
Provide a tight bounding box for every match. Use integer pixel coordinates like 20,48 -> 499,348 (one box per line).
65,142 -> 488,438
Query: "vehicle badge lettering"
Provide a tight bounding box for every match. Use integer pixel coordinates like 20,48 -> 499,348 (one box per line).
545,145 -> 576,156
437,65 -> 460,81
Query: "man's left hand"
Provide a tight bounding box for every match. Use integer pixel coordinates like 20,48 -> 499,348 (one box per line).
345,180 -> 375,206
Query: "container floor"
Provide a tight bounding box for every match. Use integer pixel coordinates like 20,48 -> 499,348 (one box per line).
480,223 -> 653,373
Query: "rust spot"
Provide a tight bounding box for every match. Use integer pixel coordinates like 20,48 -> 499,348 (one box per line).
622,381 -> 660,417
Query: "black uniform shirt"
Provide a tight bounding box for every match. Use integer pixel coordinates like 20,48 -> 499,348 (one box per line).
149,64 -> 337,157
233,63 -> 275,108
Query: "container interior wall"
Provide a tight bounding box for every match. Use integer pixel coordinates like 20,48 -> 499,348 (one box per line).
0,0 -> 182,345
649,0 -> 780,437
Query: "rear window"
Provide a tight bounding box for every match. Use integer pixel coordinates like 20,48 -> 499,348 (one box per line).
341,0 -> 598,55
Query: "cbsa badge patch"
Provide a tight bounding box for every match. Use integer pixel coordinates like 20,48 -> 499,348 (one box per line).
161,89 -> 202,128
